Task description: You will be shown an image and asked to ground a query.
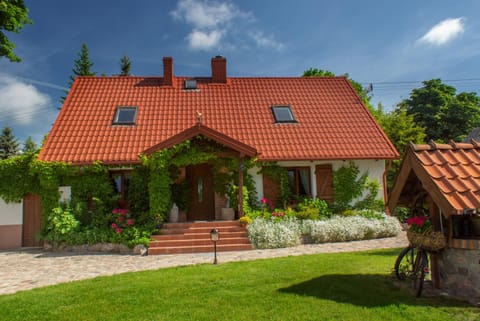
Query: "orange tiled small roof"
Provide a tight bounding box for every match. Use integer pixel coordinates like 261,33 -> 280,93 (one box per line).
39,59 -> 398,165
388,141 -> 480,216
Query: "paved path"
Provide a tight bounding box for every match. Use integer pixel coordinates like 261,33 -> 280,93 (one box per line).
0,232 -> 407,295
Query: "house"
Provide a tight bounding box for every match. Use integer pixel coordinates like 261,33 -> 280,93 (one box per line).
388,141 -> 480,302
38,56 -> 398,221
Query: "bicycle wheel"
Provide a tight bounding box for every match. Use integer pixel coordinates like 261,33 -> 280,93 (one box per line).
394,246 -> 416,280
413,250 -> 429,297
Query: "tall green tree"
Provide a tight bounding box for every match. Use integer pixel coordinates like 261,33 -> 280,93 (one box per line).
374,104 -> 426,187
23,136 -> 37,153
0,126 -> 19,159
0,0 -> 32,62
399,79 -> 480,142
303,68 -> 373,108
62,43 -> 96,103
119,55 -> 131,76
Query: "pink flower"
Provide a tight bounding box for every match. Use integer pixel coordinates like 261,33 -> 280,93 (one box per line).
117,216 -> 124,222
112,209 -> 119,214
115,227 -> 123,234
111,223 -> 117,228
261,198 -> 268,204
268,200 -> 274,209
127,219 -> 134,226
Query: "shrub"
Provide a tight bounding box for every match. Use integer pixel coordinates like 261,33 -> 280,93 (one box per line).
296,207 -> 319,220
239,216 -> 252,225
247,218 -> 301,249
339,209 -> 357,217
357,209 -> 385,220
308,215 -> 401,243
43,206 -> 80,245
296,198 -> 332,220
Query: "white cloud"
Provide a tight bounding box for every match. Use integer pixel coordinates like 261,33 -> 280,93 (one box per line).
418,17 -> 465,45
171,0 -> 280,52
187,29 -> 224,50
0,75 -> 52,125
249,31 -> 285,51
171,0 -> 239,29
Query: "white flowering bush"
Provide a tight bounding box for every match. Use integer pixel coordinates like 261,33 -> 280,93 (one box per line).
308,215 -> 401,243
246,214 -> 401,249
247,217 -> 301,249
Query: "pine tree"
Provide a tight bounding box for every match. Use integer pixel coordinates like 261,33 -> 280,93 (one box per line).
61,43 -> 96,103
0,127 -> 20,159
23,136 -> 37,153
120,55 -> 131,76
71,43 -> 96,81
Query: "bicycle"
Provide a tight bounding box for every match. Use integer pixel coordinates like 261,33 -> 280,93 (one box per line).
394,245 -> 430,297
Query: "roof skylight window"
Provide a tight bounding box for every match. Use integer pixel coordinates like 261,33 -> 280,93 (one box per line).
113,107 -> 137,125
184,79 -> 198,90
272,106 -> 296,123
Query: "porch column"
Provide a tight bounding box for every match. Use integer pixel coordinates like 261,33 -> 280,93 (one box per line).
238,157 -> 244,217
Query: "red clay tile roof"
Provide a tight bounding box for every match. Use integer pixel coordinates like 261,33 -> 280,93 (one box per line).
39,75 -> 398,165
388,141 -> 480,216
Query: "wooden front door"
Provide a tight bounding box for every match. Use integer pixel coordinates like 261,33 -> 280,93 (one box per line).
187,164 -> 215,221
23,193 -> 42,247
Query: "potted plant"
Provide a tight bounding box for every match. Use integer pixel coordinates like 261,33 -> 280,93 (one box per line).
406,215 -> 446,251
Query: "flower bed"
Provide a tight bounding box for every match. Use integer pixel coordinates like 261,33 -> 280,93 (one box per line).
247,215 -> 401,249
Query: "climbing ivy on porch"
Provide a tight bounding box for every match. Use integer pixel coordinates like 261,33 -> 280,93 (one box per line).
141,137 -> 258,221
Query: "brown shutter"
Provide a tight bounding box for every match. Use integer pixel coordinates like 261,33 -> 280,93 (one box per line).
262,173 -> 281,206
315,164 -> 334,203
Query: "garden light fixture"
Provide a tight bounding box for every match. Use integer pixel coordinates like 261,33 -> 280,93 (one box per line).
210,228 -> 219,264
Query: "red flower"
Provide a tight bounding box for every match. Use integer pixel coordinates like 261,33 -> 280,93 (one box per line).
127,219 -> 134,226
261,197 -> 268,204
111,223 -> 117,228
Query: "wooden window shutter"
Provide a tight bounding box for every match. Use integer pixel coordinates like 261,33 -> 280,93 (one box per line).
315,164 -> 334,203
262,173 -> 281,206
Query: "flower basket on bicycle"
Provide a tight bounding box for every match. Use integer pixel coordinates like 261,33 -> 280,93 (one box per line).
406,230 -> 447,252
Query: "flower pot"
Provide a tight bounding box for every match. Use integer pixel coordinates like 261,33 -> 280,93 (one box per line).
221,208 -> 235,220
406,230 -> 446,251
169,203 -> 179,223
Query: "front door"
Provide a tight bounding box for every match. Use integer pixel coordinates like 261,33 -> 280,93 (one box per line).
187,164 -> 215,221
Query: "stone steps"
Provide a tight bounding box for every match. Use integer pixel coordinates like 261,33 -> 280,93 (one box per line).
148,221 -> 252,255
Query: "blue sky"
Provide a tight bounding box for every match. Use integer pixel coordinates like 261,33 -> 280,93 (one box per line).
1,0 -> 480,145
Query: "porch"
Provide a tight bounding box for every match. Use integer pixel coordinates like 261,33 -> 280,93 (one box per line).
148,220 -> 252,255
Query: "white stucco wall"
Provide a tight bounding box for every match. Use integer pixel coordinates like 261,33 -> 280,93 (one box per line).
0,198 -> 23,225
0,197 -> 23,250
249,166 -> 264,200
252,159 -> 386,203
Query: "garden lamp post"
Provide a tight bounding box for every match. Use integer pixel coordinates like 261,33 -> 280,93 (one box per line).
210,228 -> 219,265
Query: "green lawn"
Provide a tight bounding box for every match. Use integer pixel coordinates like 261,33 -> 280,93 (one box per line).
0,249 -> 478,321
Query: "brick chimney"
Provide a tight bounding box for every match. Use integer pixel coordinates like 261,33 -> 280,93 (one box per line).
211,56 -> 227,84
163,56 -> 173,86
